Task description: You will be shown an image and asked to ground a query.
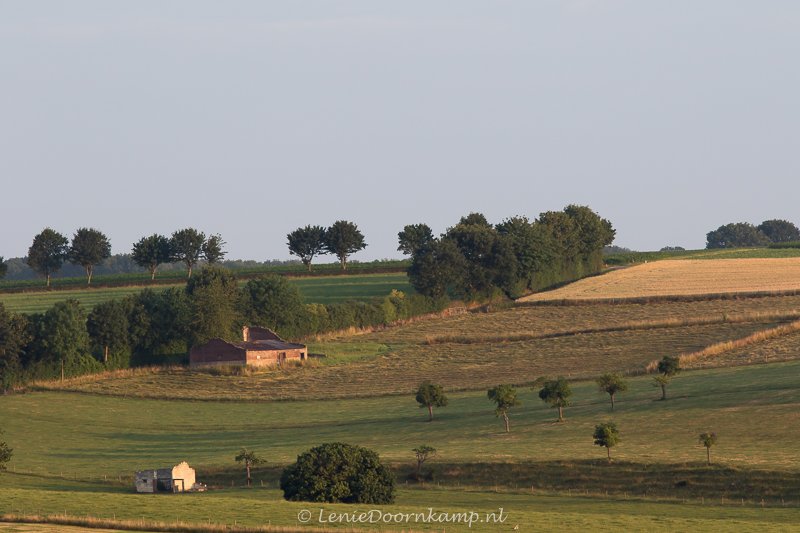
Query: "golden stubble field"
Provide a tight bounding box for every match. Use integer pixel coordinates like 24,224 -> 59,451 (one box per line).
519,258 -> 800,302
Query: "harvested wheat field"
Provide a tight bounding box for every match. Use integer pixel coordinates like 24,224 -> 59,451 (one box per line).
520,258 -> 800,302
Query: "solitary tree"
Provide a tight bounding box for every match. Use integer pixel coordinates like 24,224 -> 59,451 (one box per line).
596,373 -> 628,411
324,220 -> 367,271
538,377 -> 572,422
0,430 -> 11,472
287,225 -> 327,271
698,432 -> 718,465
202,234 -> 227,264
593,422 -> 620,462
68,227 -> 112,285
415,381 -> 448,421
235,448 -> 263,487
132,234 -> 173,280
397,224 -> 434,256
412,445 -> 437,480
487,384 -> 520,433
26,228 -> 69,287
280,442 -> 395,504
654,355 -> 681,400
170,228 -> 206,278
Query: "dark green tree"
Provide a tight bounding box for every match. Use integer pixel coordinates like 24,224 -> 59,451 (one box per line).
758,219 -> 800,243
563,204 -> 616,262
170,228 -> 206,278
125,288 -> 190,357
0,430 -> 11,472
280,442 -> 395,504
706,223 -> 769,249
186,266 -> 240,345
324,220 -> 367,271
408,239 -> 468,298
397,224 -> 434,256
596,373 -> 628,411
698,432 -> 718,465
287,225 -> 327,271
68,227 -> 111,285
412,445 -> 437,480
538,377 -> 572,422
487,384 -> 520,433
239,275 -> 308,339
87,300 -> 130,364
654,355 -> 681,400
26,228 -> 69,287
415,381 -> 448,421
132,234 -> 173,280
40,299 -> 93,381
0,257 -> 6,280
235,448 -> 263,487
0,304 -> 30,392
202,234 -> 226,264
593,422 -> 620,462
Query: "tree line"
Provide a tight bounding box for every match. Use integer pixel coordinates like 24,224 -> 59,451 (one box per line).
706,219 -> 800,249
0,266 -> 446,390
286,220 -> 366,271
399,205 -> 615,300
14,227 -> 226,287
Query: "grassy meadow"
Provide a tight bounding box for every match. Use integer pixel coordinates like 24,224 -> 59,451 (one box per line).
0,273 -> 413,314
3,363 -> 800,531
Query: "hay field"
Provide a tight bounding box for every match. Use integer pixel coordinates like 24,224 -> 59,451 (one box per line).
519,259 -> 800,302
40,321 -> 777,401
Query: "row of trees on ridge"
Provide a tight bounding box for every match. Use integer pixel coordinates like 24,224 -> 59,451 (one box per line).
706,219 -> 800,249
21,227 -> 226,286
286,220 -> 367,271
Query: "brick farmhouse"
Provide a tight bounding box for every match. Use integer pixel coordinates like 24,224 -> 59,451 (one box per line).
189,326 -> 307,368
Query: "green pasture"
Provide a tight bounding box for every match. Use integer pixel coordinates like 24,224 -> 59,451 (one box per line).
5,363 -> 800,475
605,247 -> 800,265
0,273 -> 413,314
1,481 -> 798,532
2,362 -> 800,530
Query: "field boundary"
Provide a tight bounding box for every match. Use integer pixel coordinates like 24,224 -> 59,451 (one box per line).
646,319 -> 800,372
517,288 -> 800,307
421,310 -> 800,345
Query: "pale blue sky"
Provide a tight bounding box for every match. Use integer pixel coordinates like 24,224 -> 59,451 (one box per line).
2,1 -> 799,260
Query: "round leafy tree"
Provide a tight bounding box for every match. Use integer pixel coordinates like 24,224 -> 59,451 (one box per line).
280,442 -> 395,504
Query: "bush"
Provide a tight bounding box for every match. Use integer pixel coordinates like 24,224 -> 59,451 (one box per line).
280,442 -> 395,504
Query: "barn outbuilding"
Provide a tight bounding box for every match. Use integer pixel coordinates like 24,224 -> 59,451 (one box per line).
135,461 -> 197,493
189,326 -> 307,368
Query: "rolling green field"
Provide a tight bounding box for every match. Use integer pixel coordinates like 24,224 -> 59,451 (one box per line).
2,363 -> 800,531
604,247 -> 800,265
0,273 -> 413,314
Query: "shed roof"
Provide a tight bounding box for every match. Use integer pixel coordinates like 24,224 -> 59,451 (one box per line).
234,340 -> 306,351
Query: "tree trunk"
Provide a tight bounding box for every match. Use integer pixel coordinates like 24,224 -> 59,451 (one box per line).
661,383 -> 667,400
60,358 -> 64,382
305,260 -> 312,272
187,263 -> 193,278
46,273 -> 51,288
610,393 -> 615,411
427,404 -> 433,422
707,447 -> 711,465
607,447 -> 611,462
150,265 -> 157,281
86,265 -> 93,285
503,412 -> 510,433
340,255 -> 347,271
246,462 -> 251,487
415,460 -> 422,479
558,405 -> 564,422
103,345 -> 109,364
